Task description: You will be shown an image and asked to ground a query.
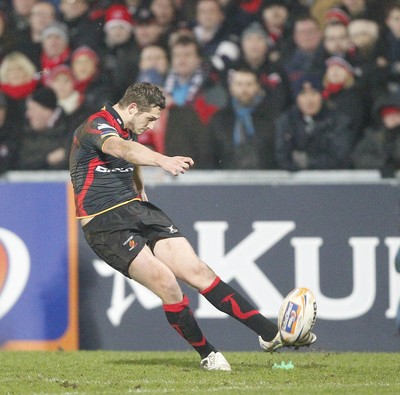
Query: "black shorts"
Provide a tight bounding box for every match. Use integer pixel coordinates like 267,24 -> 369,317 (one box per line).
82,200 -> 184,278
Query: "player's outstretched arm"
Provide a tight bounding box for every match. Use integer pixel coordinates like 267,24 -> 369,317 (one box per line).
102,135 -> 194,176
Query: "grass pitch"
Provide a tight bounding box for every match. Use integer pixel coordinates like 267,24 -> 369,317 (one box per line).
1,351 -> 399,394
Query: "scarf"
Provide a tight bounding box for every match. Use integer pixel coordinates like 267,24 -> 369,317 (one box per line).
322,82 -> 345,100
164,67 -> 204,106
74,72 -> 98,94
0,79 -> 38,100
231,94 -> 263,146
58,90 -> 83,115
40,48 -> 71,72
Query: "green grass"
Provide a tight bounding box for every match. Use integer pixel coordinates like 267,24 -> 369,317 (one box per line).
1,351 -> 399,394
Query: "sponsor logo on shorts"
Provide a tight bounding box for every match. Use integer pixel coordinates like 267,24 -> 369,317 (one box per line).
123,235 -> 136,251
281,302 -> 300,334
167,225 -> 178,234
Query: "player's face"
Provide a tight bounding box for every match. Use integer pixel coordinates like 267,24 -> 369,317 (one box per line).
129,105 -> 161,134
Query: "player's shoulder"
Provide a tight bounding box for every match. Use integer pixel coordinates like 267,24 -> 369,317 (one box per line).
87,110 -> 120,138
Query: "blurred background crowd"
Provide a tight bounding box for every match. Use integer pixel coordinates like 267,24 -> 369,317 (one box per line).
1,0 -> 400,175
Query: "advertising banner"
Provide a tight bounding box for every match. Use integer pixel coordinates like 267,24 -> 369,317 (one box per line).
1,180 -> 399,352
0,183 -> 78,350
79,183 -> 400,352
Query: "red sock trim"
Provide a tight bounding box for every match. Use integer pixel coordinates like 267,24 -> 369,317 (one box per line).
200,276 -> 221,295
163,295 -> 189,313
190,336 -> 207,347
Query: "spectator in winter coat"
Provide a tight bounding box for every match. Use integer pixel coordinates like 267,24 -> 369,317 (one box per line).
150,0 -> 180,46
275,73 -> 354,170
207,66 -> 278,169
0,93 -> 19,173
136,45 -> 169,86
352,93 -> 400,177
40,21 -> 71,84
46,64 -> 90,133
260,0 -> 291,52
163,35 -> 228,168
14,1 -> 57,69
311,21 -> 353,75
70,46 -> 113,113
102,4 -> 139,102
193,0 -> 240,74
322,56 -> 366,143
347,18 -> 387,100
133,7 -> 165,49
380,4 -> 400,96
17,87 -> 70,170
281,15 -> 323,87
234,21 -> 292,112
7,0 -> 37,38
0,11 -> 16,64
0,51 -> 40,130
59,0 -> 104,52
136,45 -> 170,153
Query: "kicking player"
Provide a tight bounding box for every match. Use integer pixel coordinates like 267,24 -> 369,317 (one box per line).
69,82 -> 315,371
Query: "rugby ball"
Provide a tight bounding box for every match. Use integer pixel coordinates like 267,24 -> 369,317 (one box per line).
278,287 -> 317,344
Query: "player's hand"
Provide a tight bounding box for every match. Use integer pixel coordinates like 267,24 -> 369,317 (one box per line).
161,156 -> 194,176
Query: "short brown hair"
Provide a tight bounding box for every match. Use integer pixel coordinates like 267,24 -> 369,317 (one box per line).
119,82 -> 166,111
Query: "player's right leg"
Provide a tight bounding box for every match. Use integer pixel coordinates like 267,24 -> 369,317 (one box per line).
154,238 -> 279,347
127,246 -> 231,371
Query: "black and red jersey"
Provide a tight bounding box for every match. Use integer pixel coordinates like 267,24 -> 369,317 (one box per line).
69,104 -> 140,218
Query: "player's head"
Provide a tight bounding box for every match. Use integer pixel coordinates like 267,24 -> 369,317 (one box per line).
119,82 -> 166,112
118,82 -> 166,134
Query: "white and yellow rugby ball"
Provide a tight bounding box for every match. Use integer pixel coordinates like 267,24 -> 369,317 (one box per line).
278,287 -> 317,344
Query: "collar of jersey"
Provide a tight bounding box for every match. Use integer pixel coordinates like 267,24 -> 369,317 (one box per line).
104,102 -> 125,129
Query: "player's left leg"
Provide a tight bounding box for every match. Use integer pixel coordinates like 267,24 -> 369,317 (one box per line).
154,237 -> 278,343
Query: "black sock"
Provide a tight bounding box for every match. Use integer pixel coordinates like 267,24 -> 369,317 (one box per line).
201,277 -> 278,341
163,295 -> 216,359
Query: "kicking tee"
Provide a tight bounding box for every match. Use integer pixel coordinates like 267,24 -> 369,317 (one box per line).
70,104 -> 140,218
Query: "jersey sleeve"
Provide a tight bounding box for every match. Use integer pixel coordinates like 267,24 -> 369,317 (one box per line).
81,116 -> 120,151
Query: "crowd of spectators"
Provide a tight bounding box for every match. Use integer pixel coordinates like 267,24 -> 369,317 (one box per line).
1,0 -> 400,176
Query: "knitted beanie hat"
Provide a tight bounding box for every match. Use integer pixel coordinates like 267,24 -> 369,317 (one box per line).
30,87 -> 58,110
